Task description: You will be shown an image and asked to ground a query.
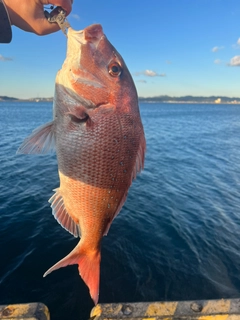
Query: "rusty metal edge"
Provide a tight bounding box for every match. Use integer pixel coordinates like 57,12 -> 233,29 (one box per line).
90,298 -> 240,319
0,302 -> 50,320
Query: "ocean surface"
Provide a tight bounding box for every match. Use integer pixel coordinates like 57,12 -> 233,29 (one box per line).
1,101 -> 240,319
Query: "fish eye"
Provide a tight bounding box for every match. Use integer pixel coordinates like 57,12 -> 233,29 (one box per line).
108,62 -> 122,77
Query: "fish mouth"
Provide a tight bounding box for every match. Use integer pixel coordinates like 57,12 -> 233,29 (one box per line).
68,24 -> 104,48
57,24 -> 106,102
84,24 -> 104,42
62,24 -> 106,90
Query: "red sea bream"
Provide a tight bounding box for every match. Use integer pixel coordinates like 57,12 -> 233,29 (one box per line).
18,24 -> 146,304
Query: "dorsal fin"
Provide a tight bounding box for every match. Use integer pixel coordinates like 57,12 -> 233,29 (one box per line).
48,189 -> 81,238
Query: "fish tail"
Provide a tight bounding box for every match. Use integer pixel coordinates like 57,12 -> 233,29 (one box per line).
78,248 -> 101,305
43,242 -> 101,305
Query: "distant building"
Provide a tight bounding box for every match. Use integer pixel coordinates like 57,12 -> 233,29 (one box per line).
215,98 -> 221,104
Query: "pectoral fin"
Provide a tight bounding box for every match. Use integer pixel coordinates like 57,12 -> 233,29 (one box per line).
17,121 -> 55,154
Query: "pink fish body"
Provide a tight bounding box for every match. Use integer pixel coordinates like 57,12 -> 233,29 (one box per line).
18,24 -> 146,304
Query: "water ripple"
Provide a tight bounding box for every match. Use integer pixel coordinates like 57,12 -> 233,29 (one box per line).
1,102 -> 240,319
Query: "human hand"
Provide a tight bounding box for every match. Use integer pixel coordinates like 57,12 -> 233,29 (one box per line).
3,0 -> 73,35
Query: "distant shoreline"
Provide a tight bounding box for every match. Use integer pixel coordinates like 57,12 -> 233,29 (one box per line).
1,95 -> 240,104
139,95 -> 240,104
139,100 -> 240,104
0,96 -> 53,103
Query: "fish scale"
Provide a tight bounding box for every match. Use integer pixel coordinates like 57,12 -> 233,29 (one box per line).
17,24 -> 145,305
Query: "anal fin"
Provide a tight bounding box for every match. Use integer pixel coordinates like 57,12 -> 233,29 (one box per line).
48,189 -> 81,238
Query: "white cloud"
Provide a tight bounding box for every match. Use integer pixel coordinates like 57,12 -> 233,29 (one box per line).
134,70 -> 166,77
145,70 -> 159,77
228,55 -> 240,66
214,59 -> 222,64
212,47 -> 219,52
232,38 -> 240,49
212,46 -> 224,52
71,13 -> 80,20
0,54 -> 13,61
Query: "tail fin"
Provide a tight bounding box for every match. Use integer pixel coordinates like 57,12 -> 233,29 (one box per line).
43,243 -> 101,305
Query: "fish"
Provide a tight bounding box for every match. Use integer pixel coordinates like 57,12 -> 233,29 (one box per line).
17,24 -> 146,305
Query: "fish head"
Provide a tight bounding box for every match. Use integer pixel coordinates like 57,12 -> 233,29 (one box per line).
56,24 -> 138,115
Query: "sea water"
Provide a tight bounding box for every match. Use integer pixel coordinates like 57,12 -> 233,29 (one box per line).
1,101 -> 240,319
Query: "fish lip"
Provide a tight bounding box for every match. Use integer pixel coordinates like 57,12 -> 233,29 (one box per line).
83,24 -> 104,42
68,27 -> 84,42
68,25 -> 105,49
59,25 -> 106,93
59,24 -> 107,109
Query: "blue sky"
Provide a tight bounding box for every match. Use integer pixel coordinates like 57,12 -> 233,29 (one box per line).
1,0 -> 240,99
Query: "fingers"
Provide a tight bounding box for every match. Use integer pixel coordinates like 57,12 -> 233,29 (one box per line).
37,0 -> 73,35
36,0 -> 73,35
4,0 -> 73,35
48,0 -> 73,16
33,18 -> 60,36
